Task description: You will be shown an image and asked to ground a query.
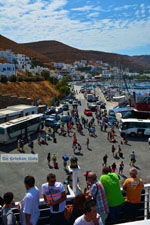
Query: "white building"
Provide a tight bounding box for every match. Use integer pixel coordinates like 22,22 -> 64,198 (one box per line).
0,63 -> 16,76
74,61 -> 87,68
16,54 -> 31,71
102,70 -> 111,78
29,66 -> 49,74
124,72 -> 140,77
0,50 -> 16,63
53,63 -> 65,69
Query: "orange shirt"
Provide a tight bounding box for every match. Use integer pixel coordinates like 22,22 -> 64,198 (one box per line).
123,177 -> 144,203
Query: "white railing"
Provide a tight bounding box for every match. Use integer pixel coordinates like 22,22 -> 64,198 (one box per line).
1,183 -> 149,224
144,184 -> 150,220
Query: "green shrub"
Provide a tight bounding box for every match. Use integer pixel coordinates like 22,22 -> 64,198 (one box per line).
9,75 -> 17,82
0,75 -> 8,83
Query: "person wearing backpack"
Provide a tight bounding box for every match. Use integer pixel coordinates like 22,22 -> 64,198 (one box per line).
2,192 -> 17,225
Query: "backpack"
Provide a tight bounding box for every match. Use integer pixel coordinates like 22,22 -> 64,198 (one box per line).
2,208 -> 17,225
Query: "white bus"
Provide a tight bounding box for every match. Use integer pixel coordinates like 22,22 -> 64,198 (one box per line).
0,114 -> 43,144
119,119 -> 150,136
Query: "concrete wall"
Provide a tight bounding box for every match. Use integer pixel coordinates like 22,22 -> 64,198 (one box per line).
0,95 -> 33,109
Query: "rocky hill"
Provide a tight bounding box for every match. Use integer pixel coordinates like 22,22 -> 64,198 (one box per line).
23,40 -> 150,71
0,35 -> 50,63
132,55 -> 150,69
0,81 -> 59,105
0,34 -> 150,70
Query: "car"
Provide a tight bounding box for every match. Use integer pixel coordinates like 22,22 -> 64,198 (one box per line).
80,87 -> 85,93
62,104 -> 69,111
49,114 -> 60,121
61,115 -> 71,123
108,109 -> 116,117
108,116 -> 118,125
84,108 -> 93,116
45,118 -> 60,128
45,107 -> 56,116
100,103 -> 106,109
88,104 -> 97,112
72,100 -> 78,106
69,99 -> 73,104
96,101 -> 104,105
55,106 -> 63,114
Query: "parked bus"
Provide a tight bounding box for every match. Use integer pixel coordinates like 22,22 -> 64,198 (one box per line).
0,114 -> 43,144
119,118 -> 150,136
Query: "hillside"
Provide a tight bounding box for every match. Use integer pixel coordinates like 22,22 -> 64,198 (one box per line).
0,34 -> 150,70
23,40 -> 150,70
0,35 -> 50,63
132,55 -> 150,68
0,81 -> 59,104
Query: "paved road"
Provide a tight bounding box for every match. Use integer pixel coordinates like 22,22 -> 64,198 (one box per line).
0,85 -> 150,201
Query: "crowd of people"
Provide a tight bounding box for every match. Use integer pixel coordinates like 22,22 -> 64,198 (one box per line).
0,87 -> 146,225
0,168 -> 144,225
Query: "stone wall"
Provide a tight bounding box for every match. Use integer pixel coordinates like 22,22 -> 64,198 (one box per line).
0,95 -> 33,109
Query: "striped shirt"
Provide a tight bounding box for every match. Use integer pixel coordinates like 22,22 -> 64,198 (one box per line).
41,182 -> 66,213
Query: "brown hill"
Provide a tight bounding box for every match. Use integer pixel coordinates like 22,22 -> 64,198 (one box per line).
23,40 -> 150,71
132,55 -> 150,68
0,35 -> 149,70
0,35 -> 50,63
0,81 -> 59,105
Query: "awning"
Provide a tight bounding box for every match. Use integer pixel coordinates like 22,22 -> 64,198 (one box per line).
113,107 -> 134,113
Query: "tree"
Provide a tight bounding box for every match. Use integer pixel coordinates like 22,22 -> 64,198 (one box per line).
31,58 -> 44,67
48,77 -> 58,85
26,71 -> 33,77
41,70 -> 50,80
0,75 -> 8,83
17,76 -> 24,82
9,75 -> 17,82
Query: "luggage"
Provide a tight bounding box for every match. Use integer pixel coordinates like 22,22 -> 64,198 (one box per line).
54,162 -> 58,169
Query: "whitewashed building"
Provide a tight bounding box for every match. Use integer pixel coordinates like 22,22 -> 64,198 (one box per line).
102,70 -> 111,78
0,63 -> 16,76
16,54 -> 31,71
0,50 -> 16,63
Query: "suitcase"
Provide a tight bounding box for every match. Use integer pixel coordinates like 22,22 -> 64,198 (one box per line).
54,162 -> 59,169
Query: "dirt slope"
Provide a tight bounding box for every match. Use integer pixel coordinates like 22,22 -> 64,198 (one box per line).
0,81 -> 59,105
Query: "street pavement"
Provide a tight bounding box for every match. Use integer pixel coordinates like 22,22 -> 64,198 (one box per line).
0,84 -> 150,201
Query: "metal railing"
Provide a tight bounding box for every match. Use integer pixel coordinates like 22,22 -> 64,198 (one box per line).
144,184 -> 150,220
0,183 -> 150,224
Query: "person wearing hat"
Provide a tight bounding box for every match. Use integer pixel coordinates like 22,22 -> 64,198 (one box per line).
123,168 -> 144,221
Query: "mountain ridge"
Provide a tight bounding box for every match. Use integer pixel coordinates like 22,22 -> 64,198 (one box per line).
0,35 -> 150,70
22,40 -> 150,70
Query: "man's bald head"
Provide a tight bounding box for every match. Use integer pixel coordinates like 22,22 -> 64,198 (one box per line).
87,172 -> 97,181
130,168 -> 137,177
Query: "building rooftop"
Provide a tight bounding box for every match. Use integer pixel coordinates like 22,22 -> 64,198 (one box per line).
7,104 -> 36,110
0,113 -> 42,128
0,109 -> 21,116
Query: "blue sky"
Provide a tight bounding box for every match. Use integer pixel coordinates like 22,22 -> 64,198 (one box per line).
0,0 -> 150,56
